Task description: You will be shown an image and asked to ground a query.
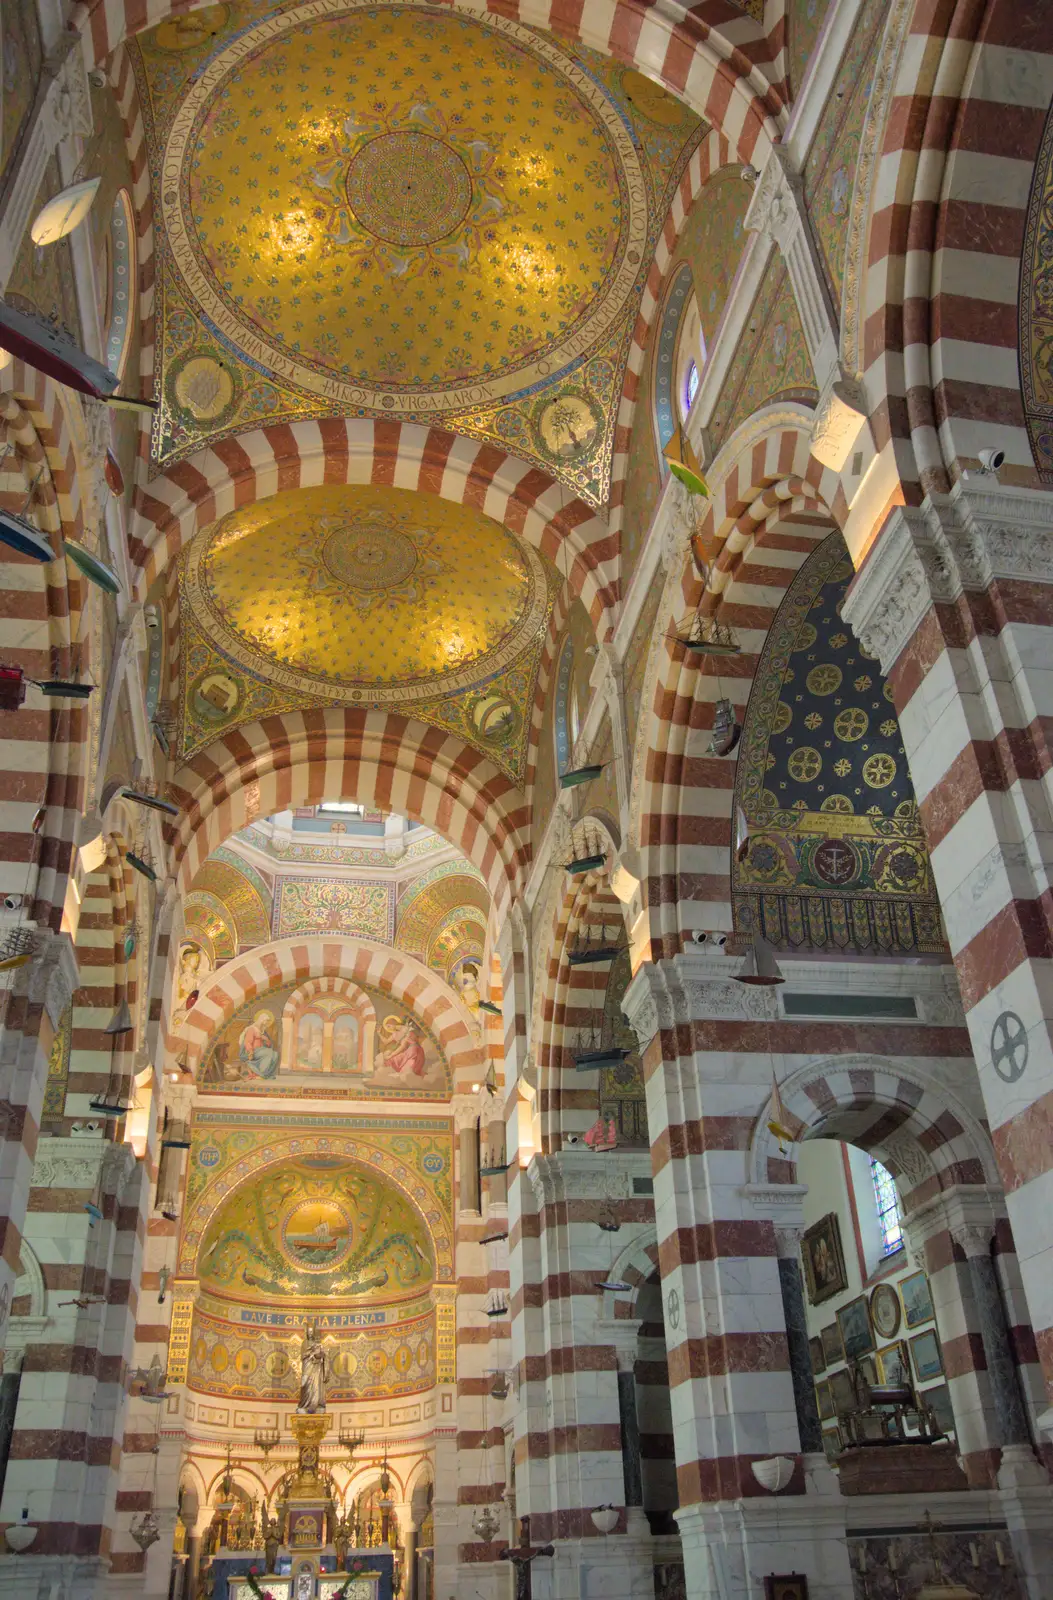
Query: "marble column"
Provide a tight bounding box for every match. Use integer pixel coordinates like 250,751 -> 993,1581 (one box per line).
774,1226 -> 823,1455
617,1371 -> 644,1509
403,1527 -> 418,1600
951,1226 -> 1042,1479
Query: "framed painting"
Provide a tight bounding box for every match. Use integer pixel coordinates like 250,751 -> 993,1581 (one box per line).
764,1577 -> 808,1600
870,1281 -> 901,1340
800,1213 -> 848,1305
815,1379 -> 835,1421
901,1269 -> 935,1328
837,1294 -> 875,1361
809,1336 -> 826,1375
829,1368 -> 855,1415
821,1422 -> 842,1462
924,1382 -> 955,1437
877,1341 -> 911,1387
820,1322 -> 843,1366
910,1329 -> 943,1382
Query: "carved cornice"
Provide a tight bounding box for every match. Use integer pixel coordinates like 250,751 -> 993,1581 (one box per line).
843,483 -> 1053,674
526,1150 -> 651,1206
26,929 -> 79,1029
31,1137 -> 110,1192
621,952 -> 778,1048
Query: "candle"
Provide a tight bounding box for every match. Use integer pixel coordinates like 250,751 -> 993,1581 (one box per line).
888,1546 -> 898,1572
995,1541 -> 1007,1567
858,1546 -> 867,1573
969,1542 -> 979,1567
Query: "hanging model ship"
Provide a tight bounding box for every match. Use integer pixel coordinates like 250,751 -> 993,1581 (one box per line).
0,299 -> 157,411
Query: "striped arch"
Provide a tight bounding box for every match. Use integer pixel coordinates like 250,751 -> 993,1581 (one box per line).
609,128 -> 731,539
851,0 -> 1052,503
108,43 -> 156,401
0,368 -> 96,929
130,418 -> 618,632
531,826 -> 628,1152
629,410 -> 846,960
73,1 -> 789,160
175,933 -> 481,1089
606,1228 -> 661,1322
749,1053 -> 999,1214
167,711 -> 530,914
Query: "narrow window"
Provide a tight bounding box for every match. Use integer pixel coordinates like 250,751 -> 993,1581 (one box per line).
684,358 -> 699,414
870,1158 -> 903,1256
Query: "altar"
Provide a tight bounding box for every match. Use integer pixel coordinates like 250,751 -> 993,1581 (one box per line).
228,1571 -> 383,1600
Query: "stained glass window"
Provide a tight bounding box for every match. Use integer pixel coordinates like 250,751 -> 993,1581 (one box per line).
684,358 -> 700,412
871,1158 -> 903,1255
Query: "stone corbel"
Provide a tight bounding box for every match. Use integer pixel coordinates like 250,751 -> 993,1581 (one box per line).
26,928 -> 79,1030
809,365 -> 873,472
744,145 -> 840,389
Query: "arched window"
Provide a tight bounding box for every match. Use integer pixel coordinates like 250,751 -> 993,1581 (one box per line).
554,635 -> 576,772
104,189 -> 136,381
870,1158 -> 903,1256
684,358 -> 700,413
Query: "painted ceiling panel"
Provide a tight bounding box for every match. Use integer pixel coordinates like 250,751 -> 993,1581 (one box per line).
131,0 -> 704,504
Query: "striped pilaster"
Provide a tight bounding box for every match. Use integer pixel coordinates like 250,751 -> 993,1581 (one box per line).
843,482 -> 1053,1414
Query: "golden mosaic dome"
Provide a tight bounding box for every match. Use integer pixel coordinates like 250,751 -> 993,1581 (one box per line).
163,2 -> 647,411
182,483 -> 549,702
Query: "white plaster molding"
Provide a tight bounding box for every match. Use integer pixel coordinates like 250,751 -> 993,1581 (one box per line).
30,1136 -> 110,1191
25,929 -> 79,1029
0,39 -> 93,291
843,482 -> 1053,674
809,367 -> 872,472
526,1150 -> 652,1206
744,145 -> 839,389
621,950 -> 778,1049
904,1184 -> 1004,1246
783,0 -> 868,166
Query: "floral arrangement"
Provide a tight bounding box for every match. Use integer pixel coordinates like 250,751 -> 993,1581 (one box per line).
244,1567 -> 276,1600
333,1555 -> 372,1598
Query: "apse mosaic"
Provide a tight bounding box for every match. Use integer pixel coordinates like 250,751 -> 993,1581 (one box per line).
733,532 -> 944,954
196,976 -> 452,1098
196,1159 -> 434,1306
176,483 -> 555,779
181,1113 -> 454,1280
131,0 -> 704,504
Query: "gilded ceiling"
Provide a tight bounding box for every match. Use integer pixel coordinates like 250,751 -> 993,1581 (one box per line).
133,0 -> 704,503
176,482 -> 555,776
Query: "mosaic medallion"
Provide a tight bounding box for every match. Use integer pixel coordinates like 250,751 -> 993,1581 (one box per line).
319,519 -> 421,594
281,1199 -> 353,1271
345,131 -> 473,247
167,350 -> 238,427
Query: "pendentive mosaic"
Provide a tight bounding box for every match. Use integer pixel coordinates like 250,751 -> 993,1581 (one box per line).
733,532 -> 944,954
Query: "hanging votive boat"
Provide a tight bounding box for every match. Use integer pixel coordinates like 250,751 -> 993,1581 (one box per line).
64,537 -> 121,595
708,697 -> 740,756
122,786 -> 179,817
674,608 -> 741,656
558,762 -> 606,790
30,178 -> 102,246
734,933 -> 785,987
0,927 -> 36,971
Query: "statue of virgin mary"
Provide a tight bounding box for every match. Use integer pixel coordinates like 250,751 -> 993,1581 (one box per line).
297,1321 -> 328,1413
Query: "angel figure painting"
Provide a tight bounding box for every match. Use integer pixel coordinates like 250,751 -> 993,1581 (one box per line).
198,977 -> 450,1098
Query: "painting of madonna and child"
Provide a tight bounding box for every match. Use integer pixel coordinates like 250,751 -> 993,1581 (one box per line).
197,976 -> 451,1099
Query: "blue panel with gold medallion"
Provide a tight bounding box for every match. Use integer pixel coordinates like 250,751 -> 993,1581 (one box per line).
733,532 -> 944,954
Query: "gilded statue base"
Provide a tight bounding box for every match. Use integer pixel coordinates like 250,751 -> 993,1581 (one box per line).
288,1412 -> 333,1497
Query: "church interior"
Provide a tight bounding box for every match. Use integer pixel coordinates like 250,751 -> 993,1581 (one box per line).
1,1 -> 1053,1598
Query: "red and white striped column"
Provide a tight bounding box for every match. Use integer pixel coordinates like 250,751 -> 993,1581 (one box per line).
843,482 -> 1053,1439
621,954 -> 854,1600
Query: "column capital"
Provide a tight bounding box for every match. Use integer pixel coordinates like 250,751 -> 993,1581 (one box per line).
950,1222 -> 995,1260
621,951 -> 777,1050
526,1149 -> 651,1207
21,929 -> 79,1030
902,1183 -> 1004,1249
842,481 -> 1053,675
593,1316 -> 644,1369
773,1224 -> 805,1261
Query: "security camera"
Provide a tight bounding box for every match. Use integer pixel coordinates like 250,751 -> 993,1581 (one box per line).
978,448 -> 1004,473
4,894 -> 21,911
144,605 -> 161,631
741,164 -> 759,184
564,1134 -> 581,1147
